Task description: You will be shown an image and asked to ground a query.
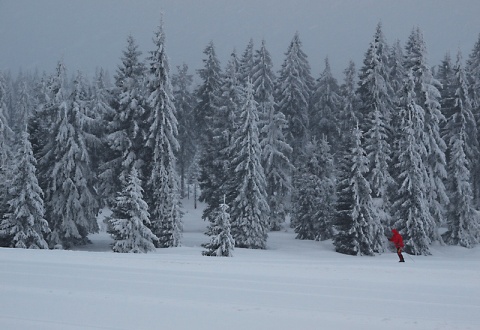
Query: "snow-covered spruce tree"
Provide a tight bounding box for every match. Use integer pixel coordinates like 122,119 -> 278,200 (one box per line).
260,97 -> 293,231
194,41 -> 223,220
357,23 -> 395,205
313,138 -> 337,241
387,39 -> 406,160
252,40 -> 293,230
33,62 -> 68,206
192,50 -> 238,226
89,68 -> 115,193
309,57 -> 342,147
338,61 -> 359,149
252,39 -> 277,126
71,71 -> 103,189
252,39 -> 276,103
437,53 -> 457,168
391,71 -> 433,255
276,32 -> 314,164
194,41 -> 222,148
364,104 -> 394,201
292,138 -> 336,241
109,167 -> 157,253
291,143 -> 319,239
334,126 -> 384,255
0,71 -> 14,221
214,51 -> 244,210
229,81 -> 269,249
172,63 -> 196,198
98,35 -> 147,206
437,53 -> 456,123
28,72 -> 51,160
357,22 -> 393,126
467,33 -> 480,119
466,33 -> 480,206
46,70 -> 99,249
202,196 -> 235,257
145,20 -> 182,248
388,39 -> 406,105
0,74 -> 14,170
442,52 -> 480,248
404,28 -> 448,236
239,39 -> 255,85
11,79 -> 33,138
186,150 -> 201,209
0,129 -> 50,249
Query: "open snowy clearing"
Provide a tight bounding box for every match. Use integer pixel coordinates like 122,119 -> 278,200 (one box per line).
1,200 -> 479,330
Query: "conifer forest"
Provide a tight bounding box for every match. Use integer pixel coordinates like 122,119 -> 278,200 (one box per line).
2,19 -> 480,256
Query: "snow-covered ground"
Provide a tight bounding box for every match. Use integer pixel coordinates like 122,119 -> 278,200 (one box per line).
1,198 -> 479,330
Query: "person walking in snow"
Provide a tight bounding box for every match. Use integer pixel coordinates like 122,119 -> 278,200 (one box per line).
389,229 -> 405,262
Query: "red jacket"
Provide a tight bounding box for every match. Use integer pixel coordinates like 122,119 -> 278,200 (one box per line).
389,229 -> 404,248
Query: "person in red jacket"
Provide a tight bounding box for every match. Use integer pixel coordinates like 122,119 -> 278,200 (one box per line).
389,229 -> 405,262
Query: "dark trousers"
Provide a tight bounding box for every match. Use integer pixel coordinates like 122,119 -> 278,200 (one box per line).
397,247 -> 405,262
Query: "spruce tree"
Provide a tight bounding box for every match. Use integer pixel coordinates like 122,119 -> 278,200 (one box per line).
187,150 -> 201,209
218,49 -> 243,125
357,23 -> 393,126
391,71 -> 433,255
202,196 -> 235,257
276,32 -> 314,163
0,72 -> 14,213
70,71 -> 102,203
437,53 -> 456,122
0,130 -> 50,249
292,138 -> 336,241
46,69 -> 99,249
291,142 -> 319,240
239,39 -> 255,85
145,20 -> 182,248
194,41 -> 222,147
98,35 -> 147,206
252,39 -> 293,230
404,28 -> 448,236
357,23 -> 395,203
261,95 -> 293,231
11,79 -> 33,138
109,167 -> 157,253
34,62 -> 68,209
252,39 -> 277,113
309,57 -> 341,146
214,51 -> 244,210
437,53 -> 456,166
443,52 -> 480,248
334,126 -> 384,255
338,61 -> 359,149
315,138 -> 337,241
192,50 -> 241,227
388,39 -> 406,166
466,33 -> 480,206
172,63 -> 196,198
28,72 -> 51,162
194,42 -> 223,220
252,39 -> 277,135
229,82 -> 269,249
89,69 -> 115,196
388,39 -> 406,105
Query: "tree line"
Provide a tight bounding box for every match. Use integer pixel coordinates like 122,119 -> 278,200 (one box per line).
0,21 -> 479,256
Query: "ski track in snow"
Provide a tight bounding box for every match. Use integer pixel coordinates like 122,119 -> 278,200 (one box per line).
1,200 -> 479,330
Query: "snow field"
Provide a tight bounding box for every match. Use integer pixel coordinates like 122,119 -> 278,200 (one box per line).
0,199 -> 479,330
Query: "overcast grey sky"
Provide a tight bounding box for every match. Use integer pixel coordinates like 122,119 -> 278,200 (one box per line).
1,0 -> 480,80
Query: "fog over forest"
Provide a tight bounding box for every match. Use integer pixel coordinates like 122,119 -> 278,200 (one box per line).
1,0 -> 480,78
